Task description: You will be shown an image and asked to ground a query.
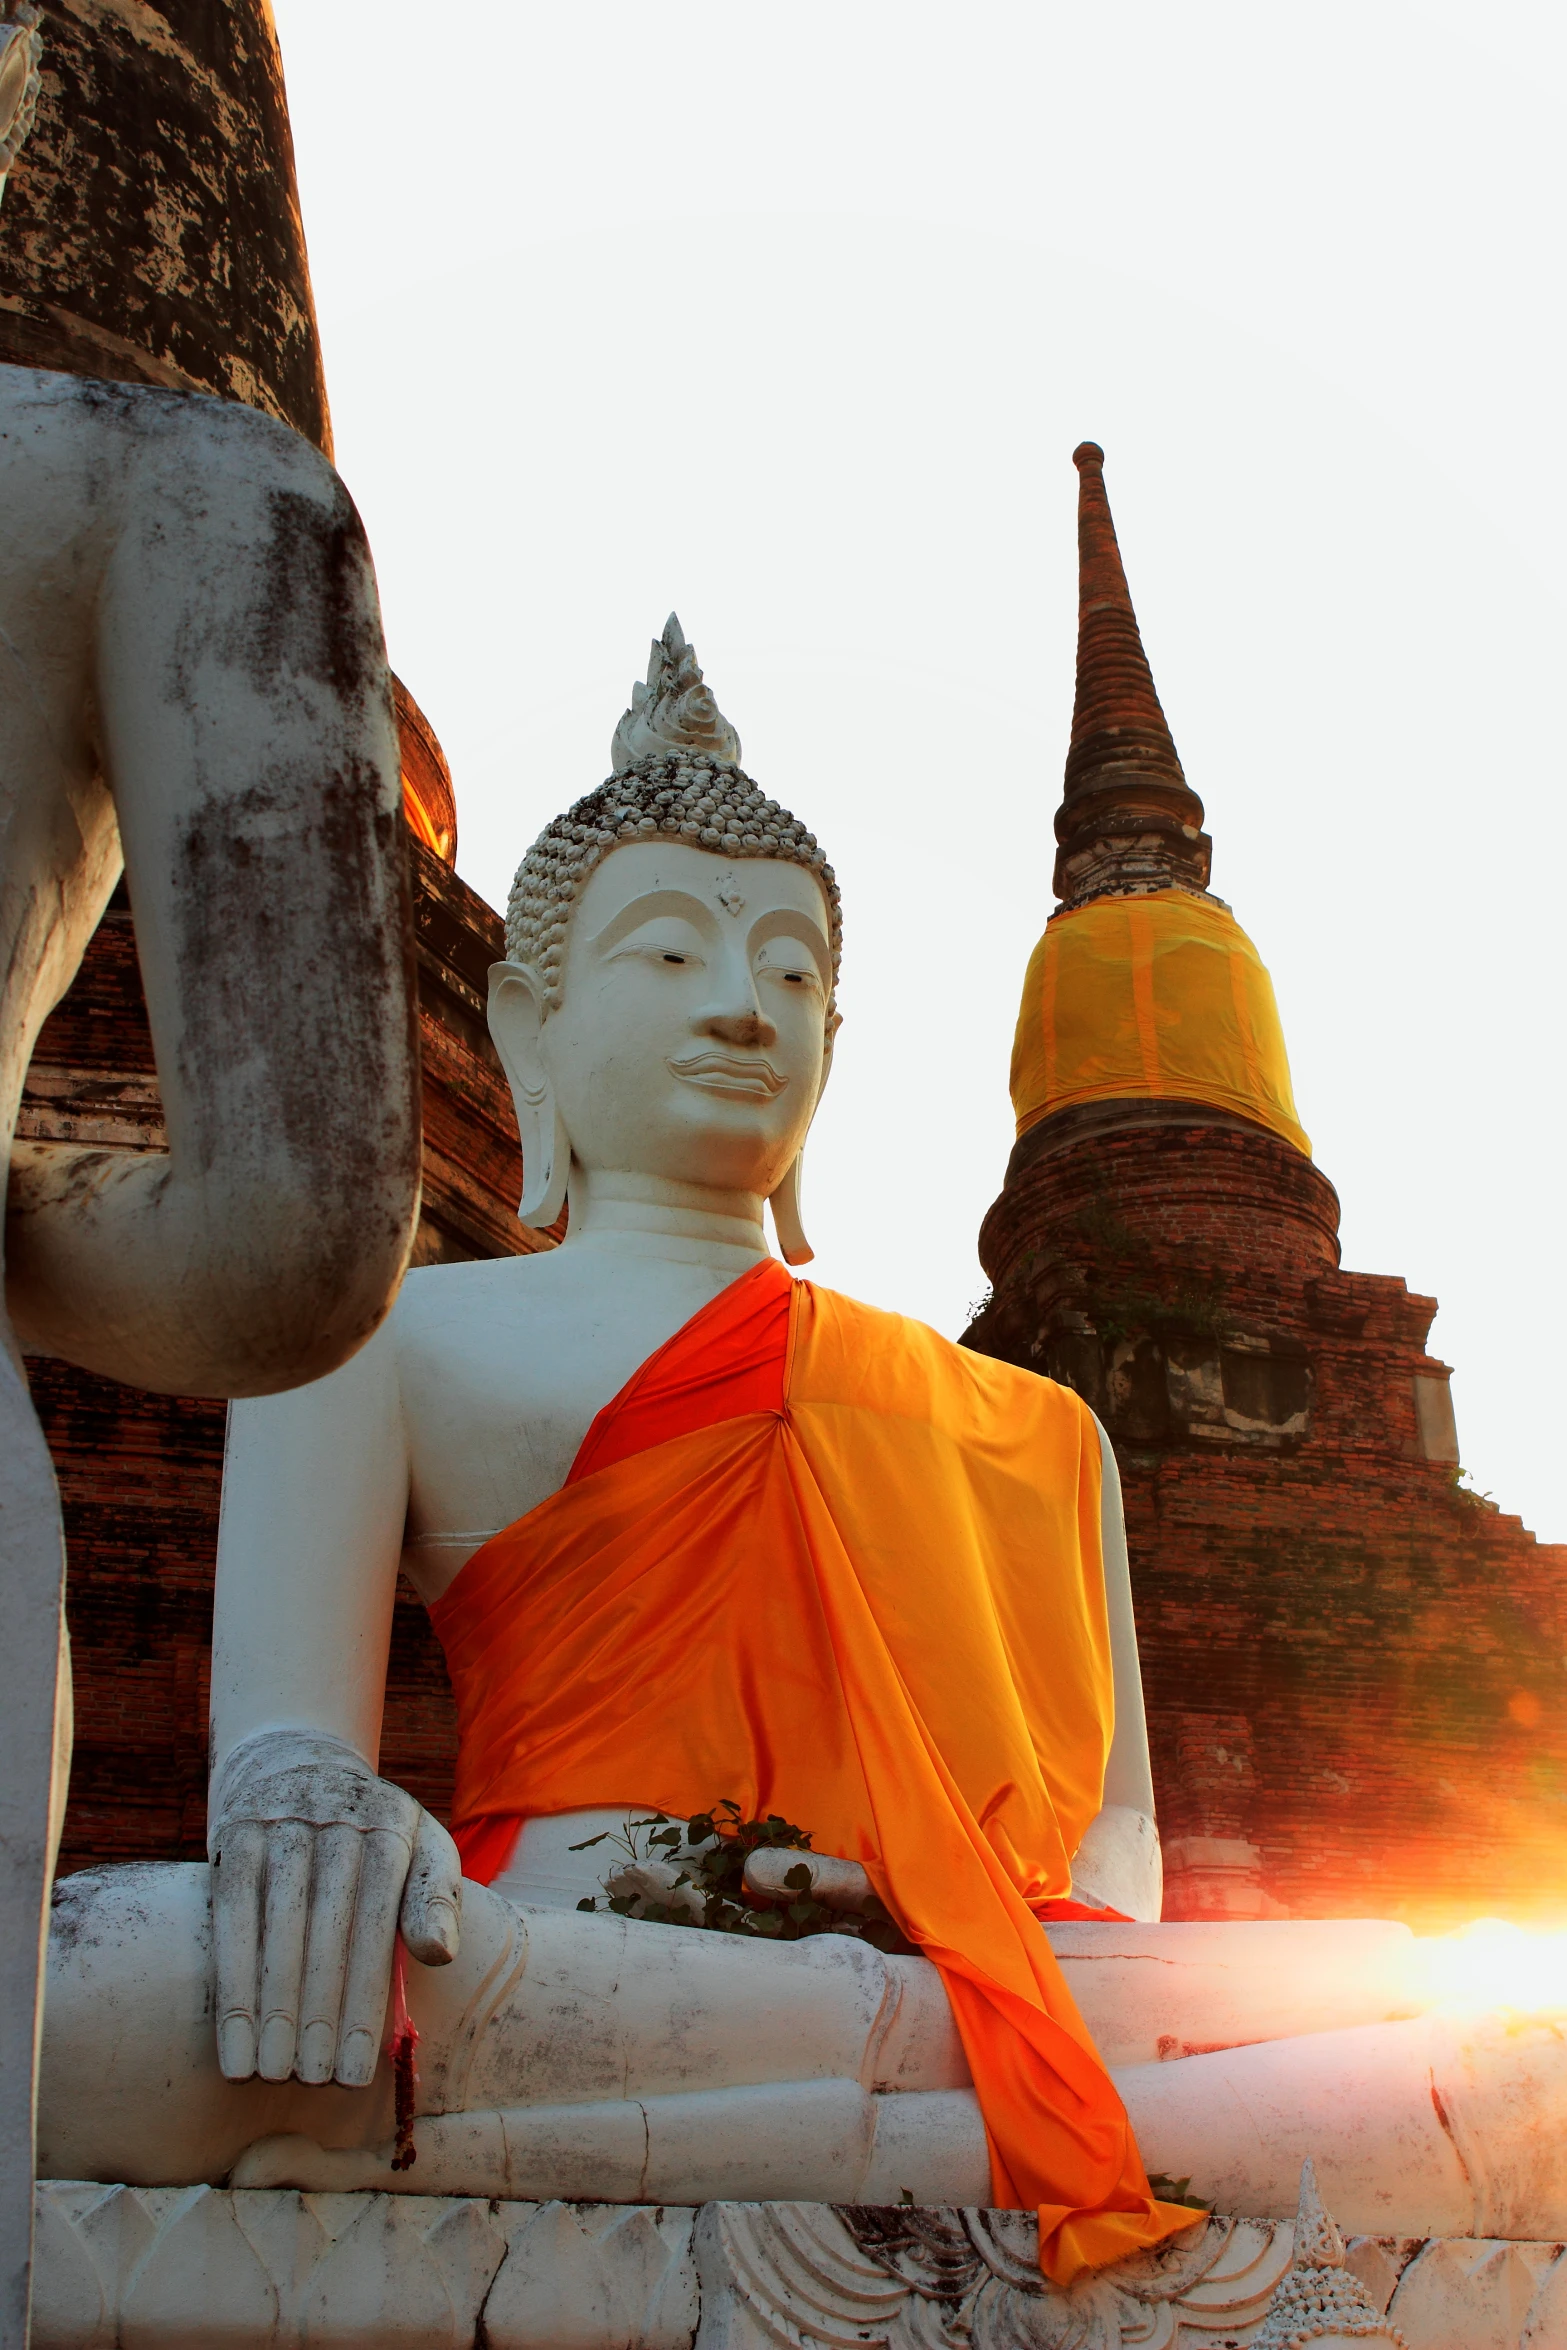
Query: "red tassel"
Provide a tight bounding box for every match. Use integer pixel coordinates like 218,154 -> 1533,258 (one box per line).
387,1935 -> 420,2172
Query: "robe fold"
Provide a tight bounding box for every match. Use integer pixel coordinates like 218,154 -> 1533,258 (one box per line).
429,1256 -> 1193,2281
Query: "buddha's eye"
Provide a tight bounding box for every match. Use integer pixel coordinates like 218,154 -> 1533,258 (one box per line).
604,917 -> 707,970
756,936 -> 824,995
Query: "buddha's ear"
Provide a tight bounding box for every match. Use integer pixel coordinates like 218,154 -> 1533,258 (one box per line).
768,1012 -> 839,1268
487,961 -> 570,1234
769,1155 -> 812,1266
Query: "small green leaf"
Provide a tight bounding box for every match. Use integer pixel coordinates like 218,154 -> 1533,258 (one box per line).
783,1863 -> 813,1892
568,1834 -> 609,1851
1147,2172 -> 1213,2213
576,1896 -> 599,1912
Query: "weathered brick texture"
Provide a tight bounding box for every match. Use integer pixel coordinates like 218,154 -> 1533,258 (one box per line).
966,1102 -> 1567,1930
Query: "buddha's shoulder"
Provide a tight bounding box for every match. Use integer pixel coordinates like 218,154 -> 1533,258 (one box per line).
800,1281 -> 1086,1417
383,1248 -> 564,1345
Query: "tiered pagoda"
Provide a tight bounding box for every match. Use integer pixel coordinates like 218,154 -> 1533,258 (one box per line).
964,444 -> 1567,1929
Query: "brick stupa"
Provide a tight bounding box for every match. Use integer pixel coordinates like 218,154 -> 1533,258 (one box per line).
964,444 -> 1567,1928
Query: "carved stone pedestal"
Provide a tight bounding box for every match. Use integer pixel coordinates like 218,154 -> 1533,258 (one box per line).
31,2184 -> 1567,2349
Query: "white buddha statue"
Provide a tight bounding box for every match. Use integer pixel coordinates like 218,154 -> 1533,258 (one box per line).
38,619 -> 1567,2276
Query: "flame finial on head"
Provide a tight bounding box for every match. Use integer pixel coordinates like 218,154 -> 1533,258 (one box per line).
612,613 -> 742,773
507,615 -> 840,1016
1253,2160 -> 1407,2347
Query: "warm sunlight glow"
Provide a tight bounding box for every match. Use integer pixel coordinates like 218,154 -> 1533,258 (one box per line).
1420,1919 -> 1567,2014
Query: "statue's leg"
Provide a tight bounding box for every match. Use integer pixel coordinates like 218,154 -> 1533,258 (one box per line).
232,2079 -> 993,2207
0,1337 -> 69,2350
38,1869 -> 971,2194
53,1865 -> 1566,2237
413,1889 -> 968,2116
230,1885 -> 988,2206
1118,2008 -> 1567,2238
1047,1916 -> 1426,2063
39,1863 -> 395,2189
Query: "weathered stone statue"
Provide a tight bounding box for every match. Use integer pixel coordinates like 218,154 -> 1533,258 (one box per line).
38,622 -> 1567,2279
0,363 -> 422,2343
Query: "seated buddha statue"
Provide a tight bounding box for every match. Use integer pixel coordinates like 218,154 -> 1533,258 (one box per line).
39,620 -> 1567,2276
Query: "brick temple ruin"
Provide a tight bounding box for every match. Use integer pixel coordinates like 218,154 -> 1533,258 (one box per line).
963,445 -> 1567,1932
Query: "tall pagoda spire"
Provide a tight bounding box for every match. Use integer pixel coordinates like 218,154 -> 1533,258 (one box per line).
1053,443 -> 1212,905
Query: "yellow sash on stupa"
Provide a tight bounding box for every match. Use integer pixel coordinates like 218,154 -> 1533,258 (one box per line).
1010,889 -> 1310,1154
430,1259 -> 1195,2282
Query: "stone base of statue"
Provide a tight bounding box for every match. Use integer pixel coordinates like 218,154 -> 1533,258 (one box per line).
30,2182 -> 1565,2349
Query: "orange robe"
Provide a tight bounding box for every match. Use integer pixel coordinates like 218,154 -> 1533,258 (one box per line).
430,1258 -> 1192,2282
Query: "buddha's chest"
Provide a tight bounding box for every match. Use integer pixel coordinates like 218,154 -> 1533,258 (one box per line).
394,1251 -> 750,1597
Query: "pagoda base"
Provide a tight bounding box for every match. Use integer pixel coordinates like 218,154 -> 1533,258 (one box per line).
31,2182 -> 1566,2348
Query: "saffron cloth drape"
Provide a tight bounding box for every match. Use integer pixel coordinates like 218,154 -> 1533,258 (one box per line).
429,1257 -> 1194,2282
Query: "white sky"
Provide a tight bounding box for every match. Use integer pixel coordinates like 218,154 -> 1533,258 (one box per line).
273,2 -> 1566,1541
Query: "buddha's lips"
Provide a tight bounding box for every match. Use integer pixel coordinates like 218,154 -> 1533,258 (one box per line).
667,1051 -> 787,1099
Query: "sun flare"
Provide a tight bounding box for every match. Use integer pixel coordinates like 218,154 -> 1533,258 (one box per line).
1419,1919 -> 1567,2013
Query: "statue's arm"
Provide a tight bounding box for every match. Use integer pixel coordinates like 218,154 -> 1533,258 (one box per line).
1067,1417 -> 1163,1920
207,1321 -> 461,2087
6,396 -> 420,1398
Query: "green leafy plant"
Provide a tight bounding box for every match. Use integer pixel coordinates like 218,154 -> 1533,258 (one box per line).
1146,2171 -> 1214,2213
1445,1464 -> 1498,1513
572,1799 -> 912,1953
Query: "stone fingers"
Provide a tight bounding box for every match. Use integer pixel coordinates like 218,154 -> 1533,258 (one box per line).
295,1823 -> 364,2085
336,1826 -> 406,2089
218,1813 -> 415,2087
743,1848 -> 877,1913
256,1819 -> 314,2080
399,1809 -> 463,1966
213,1818 -> 266,2078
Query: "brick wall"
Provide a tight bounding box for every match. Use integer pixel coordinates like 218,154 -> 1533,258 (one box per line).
966,1100 -> 1567,1931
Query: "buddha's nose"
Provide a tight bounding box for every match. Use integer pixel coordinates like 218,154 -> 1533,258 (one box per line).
704,1008 -> 776,1049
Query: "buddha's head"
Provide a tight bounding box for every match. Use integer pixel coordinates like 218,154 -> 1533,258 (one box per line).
488,617 -> 841,1261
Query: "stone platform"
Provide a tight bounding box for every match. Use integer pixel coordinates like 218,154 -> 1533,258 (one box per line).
31,2184 -> 1567,2348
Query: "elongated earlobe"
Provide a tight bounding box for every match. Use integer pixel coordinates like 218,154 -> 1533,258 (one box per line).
488,962 -> 570,1237
517,1094 -> 571,1232
769,1153 -> 813,1266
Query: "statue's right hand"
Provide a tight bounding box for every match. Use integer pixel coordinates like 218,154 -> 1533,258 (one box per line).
209,1729 -> 462,2089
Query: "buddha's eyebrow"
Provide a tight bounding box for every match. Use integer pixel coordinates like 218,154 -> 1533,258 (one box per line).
587,889 -> 717,954
748,904 -> 831,985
